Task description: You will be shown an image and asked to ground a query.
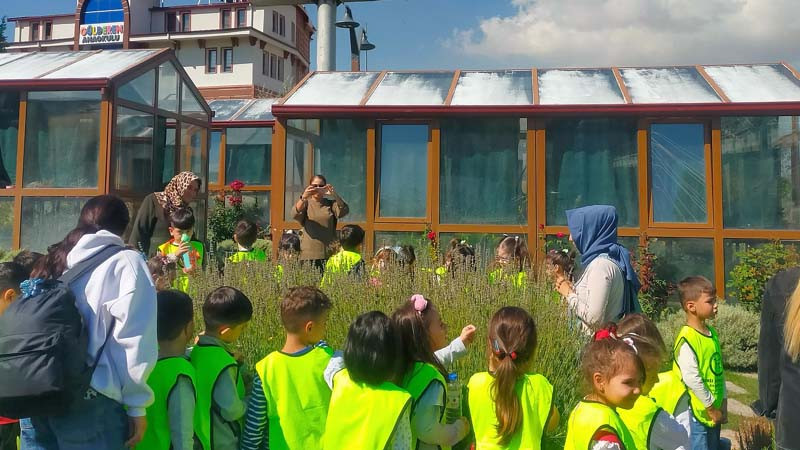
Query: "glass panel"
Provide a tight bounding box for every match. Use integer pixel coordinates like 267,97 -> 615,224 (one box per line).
180,123 -> 207,186
223,49 -> 233,72
158,62 -> 179,113
0,52 -> 85,80
243,191 -> 269,229
440,118 -> 527,224
0,92 -> 20,188
209,99 -> 250,122
620,68 -> 721,104
722,116 -> 800,229
313,120 -> 367,221
114,107 -> 154,192
648,237 -> 715,294
225,127 -> 271,186
43,50 -> 160,80
188,199 -> 207,241
545,118 -> 638,226
284,120 -> 308,221
209,131 -> 221,185
450,70 -> 532,106
181,83 -> 207,120
379,124 -> 428,218
366,72 -> 455,106
538,69 -> 625,105
650,123 -> 708,223
723,239 -> 800,294
374,231 -> 425,249
118,69 -> 155,106
284,72 -> 379,106
23,91 -> 100,188
158,124 -> 177,187
0,198 -> 13,249
618,236 -> 640,255
236,99 -> 276,122
20,197 -> 90,252
438,232 -> 508,264
704,65 -> 800,103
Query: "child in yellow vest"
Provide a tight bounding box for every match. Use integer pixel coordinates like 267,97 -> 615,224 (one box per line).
191,286 -> 253,450
321,225 -> 365,286
137,290 -> 204,450
240,286 -> 334,450
565,325 -> 641,450
157,208 -> 204,293
615,314 -> 690,450
468,306 -> 559,449
228,220 -> 267,264
275,231 -> 301,281
322,311 -> 412,450
672,277 -> 729,450
392,294 -> 476,450
487,236 -> 530,289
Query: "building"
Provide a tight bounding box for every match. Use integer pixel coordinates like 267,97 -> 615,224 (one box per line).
7,0 -> 313,100
267,66 -> 800,293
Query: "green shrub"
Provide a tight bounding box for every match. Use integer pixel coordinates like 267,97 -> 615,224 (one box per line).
657,304 -> 759,371
727,241 -> 799,312
190,248 -> 584,449
633,242 -> 673,321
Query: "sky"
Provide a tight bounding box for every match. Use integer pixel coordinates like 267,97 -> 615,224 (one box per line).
3,0 -> 800,71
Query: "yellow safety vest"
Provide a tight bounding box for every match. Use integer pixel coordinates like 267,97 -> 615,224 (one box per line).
322,369 -> 412,450
401,362 -> 448,449
618,395 -> 663,450
488,269 -> 528,288
468,372 -> 554,450
672,325 -> 725,427
565,400 -> 636,450
227,248 -> 267,263
190,344 -> 245,449
158,240 -> 204,292
254,345 -> 334,450
649,371 -> 689,417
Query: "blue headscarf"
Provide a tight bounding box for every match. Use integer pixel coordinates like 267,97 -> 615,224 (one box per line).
566,205 -> 641,318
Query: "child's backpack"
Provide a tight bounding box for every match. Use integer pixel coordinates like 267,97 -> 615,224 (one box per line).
0,245 -> 123,418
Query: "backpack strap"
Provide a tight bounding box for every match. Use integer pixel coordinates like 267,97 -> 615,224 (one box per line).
58,245 -> 126,286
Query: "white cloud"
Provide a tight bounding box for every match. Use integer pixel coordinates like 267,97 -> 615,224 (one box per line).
446,0 -> 800,68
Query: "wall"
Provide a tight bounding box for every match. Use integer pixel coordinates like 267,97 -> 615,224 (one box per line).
128,0 -> 158,35
52,18 -> 75,40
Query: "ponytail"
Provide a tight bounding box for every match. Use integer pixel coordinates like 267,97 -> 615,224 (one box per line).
492,338 -> 524,444
31,224 -> 100,280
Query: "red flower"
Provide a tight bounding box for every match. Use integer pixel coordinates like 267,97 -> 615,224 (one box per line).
556,232 -> 565,238
230,180 -> 245,191
427,231 -> 436,241
228,195 -> 243,206
538,224 -> 545,230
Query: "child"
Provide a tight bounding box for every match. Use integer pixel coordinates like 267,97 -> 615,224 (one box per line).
322,225 -> 365,285
488,235 -> 530,288
323,311 -> 412,450
0,262 -> 27,450
275,231 -> 301,280
137,290 -> 204,450
157,208 -> 204,292
444,239 -> 476,275
228,220 -> 267,264
672,276 -> 728,450
191,286 -> 253,450
241,286 -> 334,450
468,306 -> 559,449
544,248 -> 577,282
370,246 -> 416,286
12,250 -> 43,277
147,256 -> 178,292
616,314 -> 690,450
565,325 -> 641,450
392,295 -> 474,449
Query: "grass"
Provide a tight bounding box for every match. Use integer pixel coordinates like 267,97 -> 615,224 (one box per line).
724,371 -> 759,435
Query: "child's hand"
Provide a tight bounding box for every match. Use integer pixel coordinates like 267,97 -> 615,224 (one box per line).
172,241 -> 189,257
706,406 -> 723,425
459,325 -> 477,346
456,417 -> 471,438
232,349 -> 245,365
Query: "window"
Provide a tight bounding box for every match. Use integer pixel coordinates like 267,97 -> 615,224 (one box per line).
21,198 -> 90,252
272,11 -> 278,33
158,62 -> 179,113
209,131 -> 222,185
181,12 -> 191,32
225,127 -> 272,185
222,48 -> 233,73
262,52 -> 267,75
44,21 -> 52,40
206,48 -> 217,74
166,12 -> 177,32
650,123 -> 709,223
379,124 -> 428,218
0,199 -> 12,249
279,15 -> 286,36
222,9 -> 232,29
23,91 -> 101,188
269,53 -> 277,79
118,69 -> 156,106
0,92 -> 20,188
31,22 -> 40,41
180,123 -> 206,177
236,9 -> 247,27
114,107 -> 155,192
649,238 -> 715,294
291,22 -> 296,42
277,57 -> 284,81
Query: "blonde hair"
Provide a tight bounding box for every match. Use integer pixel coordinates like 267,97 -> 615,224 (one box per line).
785,278 -> 800,360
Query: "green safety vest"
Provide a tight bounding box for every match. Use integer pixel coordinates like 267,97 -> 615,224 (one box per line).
227,248 -> 267,264
321,250 -> 364,285
649,371 -> 689,417
322,369 -> 412,450
468,372 -> 554,450
617,395 -> 663,450
136,357 -> 205,450
565,400 -> 636,450
488,269 -> 527,288
401,362 -> 448,450
190,344 -> 245,449
672,325 -> 725,427
158,240 -> 204,292
254,345 -> 334,450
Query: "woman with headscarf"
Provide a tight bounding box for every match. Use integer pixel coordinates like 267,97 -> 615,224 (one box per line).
129,172 -> 201,256
551,205 -> 641,333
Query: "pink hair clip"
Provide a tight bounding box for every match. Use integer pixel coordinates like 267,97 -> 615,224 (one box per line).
410,294 -> 428,313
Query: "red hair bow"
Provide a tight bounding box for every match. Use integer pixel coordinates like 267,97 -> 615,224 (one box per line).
593,324 -> 618,341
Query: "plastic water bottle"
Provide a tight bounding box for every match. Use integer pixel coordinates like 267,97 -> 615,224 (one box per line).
181,233 -> 192,270
445,372 -> 461,424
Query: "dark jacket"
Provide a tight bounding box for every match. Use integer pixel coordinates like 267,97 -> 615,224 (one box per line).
128,193 -> 171,256
756,267 -> 800,450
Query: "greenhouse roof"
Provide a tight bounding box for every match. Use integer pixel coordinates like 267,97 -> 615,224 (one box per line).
274,63 -> 800,117
0,49 -> 170,89
209,98 -> 277,123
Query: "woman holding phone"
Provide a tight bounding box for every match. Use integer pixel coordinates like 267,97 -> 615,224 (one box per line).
292,174 -> 349,271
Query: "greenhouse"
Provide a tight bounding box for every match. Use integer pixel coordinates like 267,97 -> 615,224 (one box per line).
271,64 -> 800,292
0,48 -> 211,252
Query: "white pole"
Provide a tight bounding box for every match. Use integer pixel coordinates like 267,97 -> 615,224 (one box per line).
316,0 -> 336,71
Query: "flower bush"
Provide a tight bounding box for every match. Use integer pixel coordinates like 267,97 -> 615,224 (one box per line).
727,240 -> 799,312
207,180 -> 263,247
633,241 -> 674,320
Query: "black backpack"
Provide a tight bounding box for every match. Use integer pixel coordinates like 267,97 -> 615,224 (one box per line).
0,245 -> 123,418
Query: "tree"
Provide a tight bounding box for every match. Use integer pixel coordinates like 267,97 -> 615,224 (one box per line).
0,17 -> 8,53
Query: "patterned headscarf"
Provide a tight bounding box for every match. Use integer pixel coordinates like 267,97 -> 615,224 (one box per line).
155,172 -> 200,215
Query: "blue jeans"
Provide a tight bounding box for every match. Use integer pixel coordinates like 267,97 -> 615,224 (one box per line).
20,390 -> 128,450
689,414 -> 731,450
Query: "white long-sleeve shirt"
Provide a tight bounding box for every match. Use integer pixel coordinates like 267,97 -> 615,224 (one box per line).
566,255 -> 625,332
676,341 -> 726,408
65,230 -> 158,417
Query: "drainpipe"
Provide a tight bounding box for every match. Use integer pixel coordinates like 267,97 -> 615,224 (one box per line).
316,0 -> 336,71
